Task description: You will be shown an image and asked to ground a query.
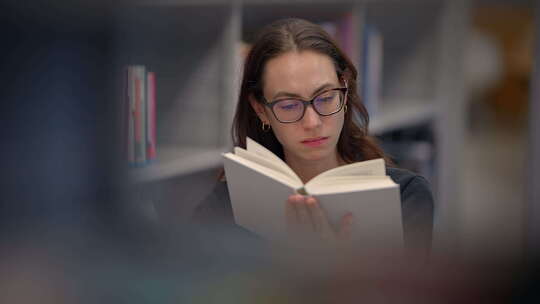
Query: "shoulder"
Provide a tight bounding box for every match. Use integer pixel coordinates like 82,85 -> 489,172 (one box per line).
386,167 -> 432,199
387,167 -> 434,253
386,167 -> 434,216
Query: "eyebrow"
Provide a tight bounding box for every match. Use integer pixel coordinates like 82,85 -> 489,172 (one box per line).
271,83 -> 337,100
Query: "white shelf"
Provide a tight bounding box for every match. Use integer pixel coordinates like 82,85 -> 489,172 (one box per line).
129,146 -> 226,183
369,101 -> 436,135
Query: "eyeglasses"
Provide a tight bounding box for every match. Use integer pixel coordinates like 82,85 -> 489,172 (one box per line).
262,87 -> 348,123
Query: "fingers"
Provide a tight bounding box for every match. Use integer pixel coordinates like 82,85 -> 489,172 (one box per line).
286,194 -> 312,233
305,196 -> 333,239
295,196 -> 312,229
286,195 -> 353,243
285,195 -> 299,228
337,212 -> 354,240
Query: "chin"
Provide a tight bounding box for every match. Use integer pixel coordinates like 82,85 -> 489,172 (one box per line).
299,149 -> 332,162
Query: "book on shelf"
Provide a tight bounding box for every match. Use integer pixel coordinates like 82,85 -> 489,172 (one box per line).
319,12 -> 360,67
223,137 -> 404,249
146,71 -> 157,161
125,68 -> 135,164
134,66 -> 146,164
125,65 -> 156,167
361,25 -> 383,117
338,12 -> 360,66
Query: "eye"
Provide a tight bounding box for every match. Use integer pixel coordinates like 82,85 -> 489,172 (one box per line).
316,97 -> 333,103
276,100 -> 301,111
315,91 -> 337,103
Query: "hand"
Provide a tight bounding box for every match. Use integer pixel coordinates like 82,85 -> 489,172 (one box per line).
285,194 -> 353,245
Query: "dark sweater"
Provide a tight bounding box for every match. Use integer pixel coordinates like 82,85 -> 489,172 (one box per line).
192,167 -> 434,252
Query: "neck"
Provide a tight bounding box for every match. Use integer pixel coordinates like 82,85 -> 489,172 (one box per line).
285,150 -> 344,184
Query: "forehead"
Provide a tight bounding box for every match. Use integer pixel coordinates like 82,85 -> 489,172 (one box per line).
262,50 -> 338,98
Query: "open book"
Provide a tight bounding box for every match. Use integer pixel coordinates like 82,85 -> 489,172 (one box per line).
223,137 -> 403,249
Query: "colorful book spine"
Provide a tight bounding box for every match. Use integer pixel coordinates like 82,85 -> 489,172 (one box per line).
140,67 -> 147,164
127,67 -> 135,164
319,13 -> 359,68
125,65 -> 157,166
146,72 -> 157,161
319,22 -> 338,41
339,12 -> 353,59
129,65 -> 144,166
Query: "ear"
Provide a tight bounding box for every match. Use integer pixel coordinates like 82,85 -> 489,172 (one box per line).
249,94 -> 270,123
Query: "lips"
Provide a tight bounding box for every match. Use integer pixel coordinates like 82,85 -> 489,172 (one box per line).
301,137 -> 329,147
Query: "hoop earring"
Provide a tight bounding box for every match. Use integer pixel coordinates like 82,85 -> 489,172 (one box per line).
344,104 -> 348,113
261,122 -> 271,132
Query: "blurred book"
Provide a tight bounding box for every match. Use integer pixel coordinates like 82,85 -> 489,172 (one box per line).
319,12 -> 360,67
125,65 -> 156,167
146,71 -> 157,161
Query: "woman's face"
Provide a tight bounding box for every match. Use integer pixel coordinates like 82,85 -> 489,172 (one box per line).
251,50 -> 345,163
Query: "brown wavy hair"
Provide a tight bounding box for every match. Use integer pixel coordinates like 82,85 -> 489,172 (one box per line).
221,18 -> 390,179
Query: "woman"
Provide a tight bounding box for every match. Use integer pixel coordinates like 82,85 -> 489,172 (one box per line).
193,18 -> 434,253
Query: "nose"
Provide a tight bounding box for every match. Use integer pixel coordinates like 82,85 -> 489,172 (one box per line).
301,105 -> 322,130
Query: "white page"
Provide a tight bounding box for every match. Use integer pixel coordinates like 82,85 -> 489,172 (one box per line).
305,176 -> 395,194
234,147 -> 301,184
308,158 -> 386,186
246,137 -> 299,179
224,153 -> 301,188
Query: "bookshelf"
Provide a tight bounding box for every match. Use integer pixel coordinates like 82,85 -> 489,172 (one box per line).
113,3 -> 236,179
369,101 -> 436,135
116,0 -> 469,250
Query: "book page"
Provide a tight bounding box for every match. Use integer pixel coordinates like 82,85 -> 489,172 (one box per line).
224,153 -> 302,189
234,147 -> 301,184
305,176 -> 396,195
307,158 -> 386,185
246,137 -> 293,171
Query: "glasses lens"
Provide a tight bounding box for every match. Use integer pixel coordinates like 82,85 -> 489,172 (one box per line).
273,99 -> 304,122
313,90 -> 343,115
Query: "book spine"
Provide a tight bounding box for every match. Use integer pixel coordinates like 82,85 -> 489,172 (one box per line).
127,66 -> 135,165
319,21 -> 338,41
141,66 -> 147,164
133,65 -> 146,165
146,71 -> 157,161
340,12 -> 353,59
